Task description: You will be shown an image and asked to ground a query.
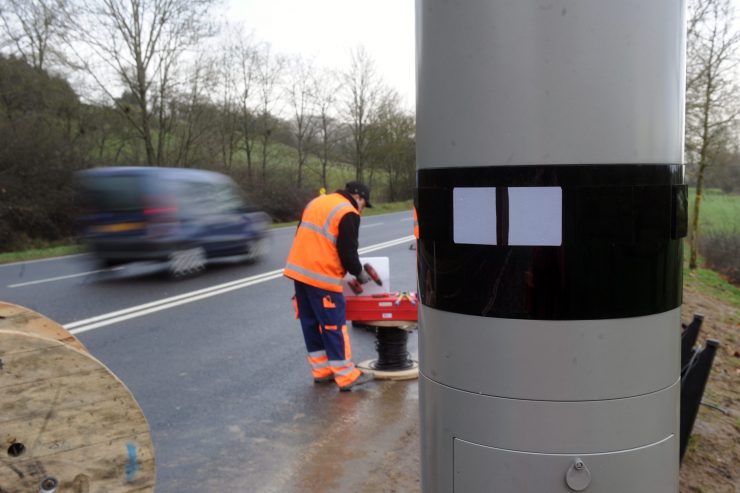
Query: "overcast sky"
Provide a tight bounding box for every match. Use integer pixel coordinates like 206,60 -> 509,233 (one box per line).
226,0 -> 416,110
223,1 -> 740,113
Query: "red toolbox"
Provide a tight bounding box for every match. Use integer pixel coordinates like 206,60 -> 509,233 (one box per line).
345,292 -> 419,322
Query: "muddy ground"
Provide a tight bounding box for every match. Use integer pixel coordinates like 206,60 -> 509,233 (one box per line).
678,282 -> 739,493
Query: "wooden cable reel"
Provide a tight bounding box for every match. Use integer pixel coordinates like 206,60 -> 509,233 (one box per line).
0,302 -> 155,492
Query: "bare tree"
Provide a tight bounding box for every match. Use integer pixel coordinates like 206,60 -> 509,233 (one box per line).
255,43 -> 284,183
213,28 -> 244,171
233,32 -> 260,182
368,89 -> 415,201
685,0 -> 740,269
285,56 -> 316,188
63,0 -> 217,166
169,58 -> 220,167
342,46 -> 382,183
216,67 -> 240,171
311,68 -> 340,189
0,0 -> 67,70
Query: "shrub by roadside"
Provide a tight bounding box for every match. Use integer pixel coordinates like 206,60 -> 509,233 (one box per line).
700,228 -> 740,284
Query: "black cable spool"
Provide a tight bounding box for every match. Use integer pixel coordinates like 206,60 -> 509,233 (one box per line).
372,327 -> 414,371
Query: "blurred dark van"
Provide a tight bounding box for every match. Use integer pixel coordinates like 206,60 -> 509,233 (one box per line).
75,166 -> 271,276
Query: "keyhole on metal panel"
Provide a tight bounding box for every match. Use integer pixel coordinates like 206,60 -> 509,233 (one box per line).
7,442 -> 25,457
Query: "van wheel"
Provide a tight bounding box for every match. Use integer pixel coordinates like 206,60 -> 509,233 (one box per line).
245,237 -> 269,262
168,246 -> 206,278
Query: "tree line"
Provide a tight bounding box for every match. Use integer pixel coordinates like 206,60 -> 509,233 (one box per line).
1,0 -> 738,267
0,0 -> 415,251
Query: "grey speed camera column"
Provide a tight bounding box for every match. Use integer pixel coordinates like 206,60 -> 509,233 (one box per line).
415,1 -> 687,492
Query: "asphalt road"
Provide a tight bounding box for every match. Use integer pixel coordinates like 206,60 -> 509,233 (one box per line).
0,210 -> 420,493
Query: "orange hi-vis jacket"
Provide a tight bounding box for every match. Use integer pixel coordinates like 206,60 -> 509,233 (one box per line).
284,193 -> 359,292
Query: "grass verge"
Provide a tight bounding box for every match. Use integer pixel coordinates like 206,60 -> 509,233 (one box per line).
684,262 -> 740,322
0,244 -> 84,265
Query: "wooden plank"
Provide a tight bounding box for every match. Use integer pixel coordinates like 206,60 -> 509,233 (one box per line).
0,302 -> 87,353
0,331 -> 155,492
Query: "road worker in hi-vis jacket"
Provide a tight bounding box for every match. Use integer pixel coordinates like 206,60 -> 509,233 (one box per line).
284,182 -> 376,391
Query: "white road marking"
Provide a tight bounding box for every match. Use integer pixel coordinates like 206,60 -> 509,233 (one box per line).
360,223 -> 383,229
8,267 -> 124,288
67,269 -> 284,334
65,235 -> 414,334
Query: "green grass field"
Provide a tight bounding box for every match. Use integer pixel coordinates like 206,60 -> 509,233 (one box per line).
685,188 -> 739,308
249,141 -> 405,204
689,188 -> 740,233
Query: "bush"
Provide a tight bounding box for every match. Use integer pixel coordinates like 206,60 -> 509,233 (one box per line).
235,173 -> 316,223
0,55 -> 82,252
256,185 -> 316,223
700,229 -> 740,284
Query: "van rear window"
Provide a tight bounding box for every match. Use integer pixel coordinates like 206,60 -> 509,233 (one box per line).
78,176 -> 143,211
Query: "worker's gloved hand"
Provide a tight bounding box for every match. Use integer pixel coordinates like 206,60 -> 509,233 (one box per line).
355,267 -> 372,284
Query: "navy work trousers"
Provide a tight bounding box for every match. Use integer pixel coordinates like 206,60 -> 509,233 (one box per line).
293,280 -> 358,384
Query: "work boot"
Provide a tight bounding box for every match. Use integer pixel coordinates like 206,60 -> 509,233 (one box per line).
313,375 -> 334,384
339,372 -> 374,392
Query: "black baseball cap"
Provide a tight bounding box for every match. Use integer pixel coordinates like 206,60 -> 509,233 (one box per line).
345,181 -> 373,208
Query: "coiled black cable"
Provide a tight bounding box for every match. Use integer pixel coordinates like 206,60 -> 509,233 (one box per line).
372,328 -> 414,371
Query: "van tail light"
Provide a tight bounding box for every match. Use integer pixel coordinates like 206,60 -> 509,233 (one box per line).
144,197 -> 180,237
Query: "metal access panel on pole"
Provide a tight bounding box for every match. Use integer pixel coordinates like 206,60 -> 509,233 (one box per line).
415,1 -> 687,492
